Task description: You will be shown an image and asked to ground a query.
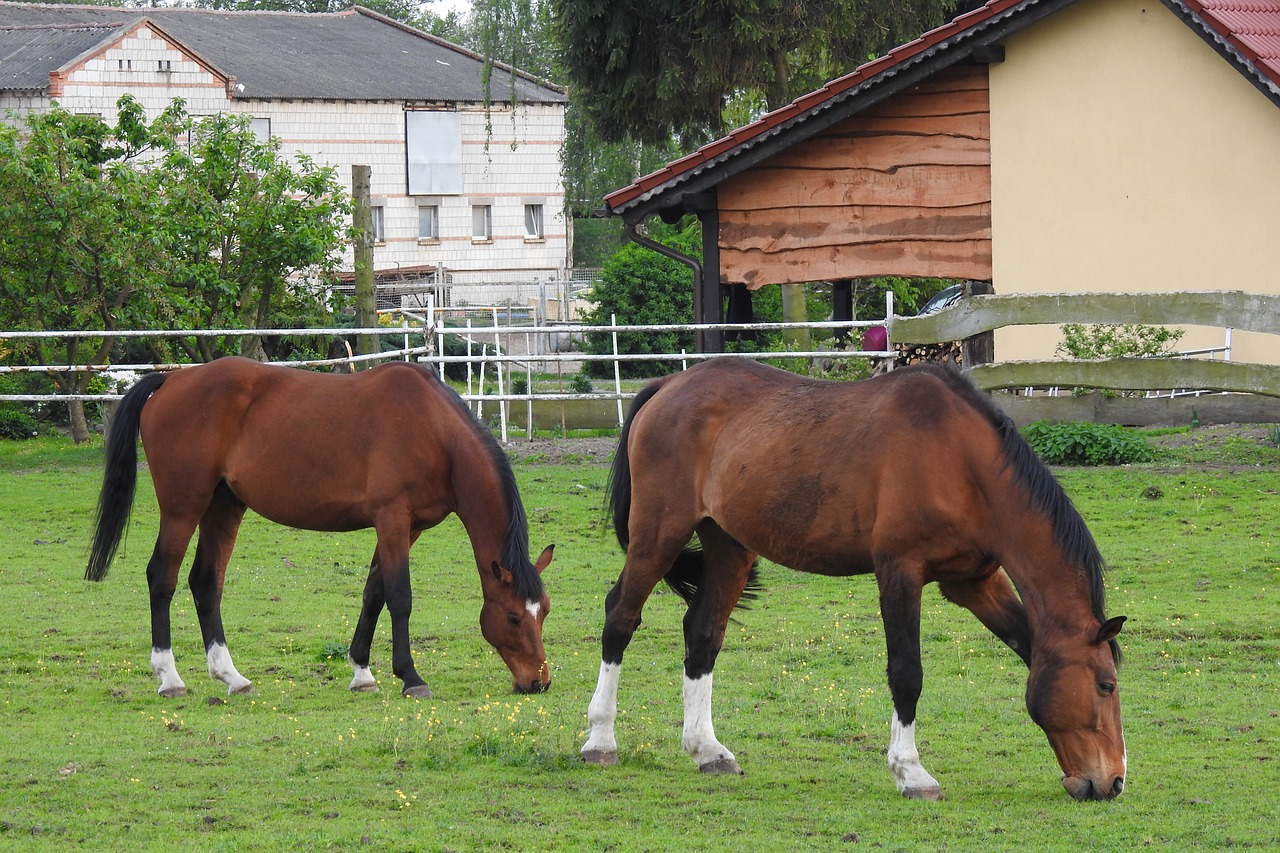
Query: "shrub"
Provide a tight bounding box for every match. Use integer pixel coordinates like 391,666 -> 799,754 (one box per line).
1022,420 -> 1156,466
1056,323 -> 1186,397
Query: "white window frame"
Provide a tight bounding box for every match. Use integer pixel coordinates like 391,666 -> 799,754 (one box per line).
417,203 -> 440,242
371,205 -> 386,244
523,202 -> 545,241
471,203 -> 492,242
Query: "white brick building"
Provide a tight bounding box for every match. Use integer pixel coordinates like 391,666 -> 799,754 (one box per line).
0,2 -> 570,295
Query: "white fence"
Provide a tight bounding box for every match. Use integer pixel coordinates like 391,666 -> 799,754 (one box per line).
0,294 -> 896,442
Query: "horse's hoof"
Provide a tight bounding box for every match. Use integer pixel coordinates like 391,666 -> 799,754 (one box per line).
699,757 -> 743,775
350,682 -> 380,694
402,684 -> 433,699
229,683 -> 256,696
902,786 -> 945,801
581,749 -> 619,766
158,686 -> 187,698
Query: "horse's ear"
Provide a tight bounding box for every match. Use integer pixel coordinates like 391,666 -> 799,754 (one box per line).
491,562 -> 514,585
534,545 -> 555,573
1095,616 -> 1126,644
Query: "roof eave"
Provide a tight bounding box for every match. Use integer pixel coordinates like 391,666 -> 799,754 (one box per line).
1161,0 -> 1280,108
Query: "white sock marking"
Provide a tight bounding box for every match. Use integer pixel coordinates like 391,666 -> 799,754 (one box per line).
150,648 -> 186,696
682,672 -> 735,768
582,661 -> 621,757
206,642 -> 253,695
887,711 -> 941,793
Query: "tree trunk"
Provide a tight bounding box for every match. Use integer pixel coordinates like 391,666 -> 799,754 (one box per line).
68,397 -> 91,444
781,283 -> 810,350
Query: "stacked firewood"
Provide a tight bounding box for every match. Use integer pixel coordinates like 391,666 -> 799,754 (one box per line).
872,341 -> 963,374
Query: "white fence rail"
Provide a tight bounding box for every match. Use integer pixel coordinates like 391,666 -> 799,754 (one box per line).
1,294 -> 896,441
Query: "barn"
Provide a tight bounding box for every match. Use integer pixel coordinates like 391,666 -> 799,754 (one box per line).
603,0 -> 1280,367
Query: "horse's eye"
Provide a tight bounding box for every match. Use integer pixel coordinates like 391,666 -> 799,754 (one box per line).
506,613 -> 521,627
1098,681 -> 1116,695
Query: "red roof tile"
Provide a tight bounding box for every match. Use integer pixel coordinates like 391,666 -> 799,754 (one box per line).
1189,0 -> 1280,83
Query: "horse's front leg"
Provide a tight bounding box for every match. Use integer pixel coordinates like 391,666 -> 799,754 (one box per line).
877,567 -> 943,800
376,534 -> 431,699
347,550 -> 386,693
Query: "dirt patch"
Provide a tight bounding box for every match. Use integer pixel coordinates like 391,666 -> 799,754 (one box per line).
505,437 -> 617,465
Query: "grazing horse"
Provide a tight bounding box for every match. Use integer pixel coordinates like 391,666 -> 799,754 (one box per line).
87,357 -> 553,699
581,357 -> 1126,801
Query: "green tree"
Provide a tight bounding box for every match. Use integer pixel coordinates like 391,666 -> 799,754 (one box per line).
553,0 -> 956,145
581,222 -> 698,377
0,97 -> 351,440
152,110 -> 350,362
0,99 -> 172,442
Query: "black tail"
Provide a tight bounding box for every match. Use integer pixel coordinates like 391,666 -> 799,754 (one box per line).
606,376 -> 761,611
86,372 -> 167,581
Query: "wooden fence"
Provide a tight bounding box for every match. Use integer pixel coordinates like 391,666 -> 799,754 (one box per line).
890,290 -> 1280,426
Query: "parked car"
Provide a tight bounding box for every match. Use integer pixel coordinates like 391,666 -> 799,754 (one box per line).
861,284 -> 965,351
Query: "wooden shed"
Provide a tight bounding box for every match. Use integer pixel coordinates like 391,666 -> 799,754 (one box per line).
603,0 -> 1280,363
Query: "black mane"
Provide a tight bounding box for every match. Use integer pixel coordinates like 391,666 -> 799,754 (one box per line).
930,366 -> 1112,639
428,366 -> 543,601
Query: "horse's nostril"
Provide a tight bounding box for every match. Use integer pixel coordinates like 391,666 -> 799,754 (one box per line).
1113,776 -> 1125,796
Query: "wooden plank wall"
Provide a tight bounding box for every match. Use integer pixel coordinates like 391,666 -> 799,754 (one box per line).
718,64 -> 993,289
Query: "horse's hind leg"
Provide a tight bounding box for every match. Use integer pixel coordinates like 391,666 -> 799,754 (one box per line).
876,560 -> 944,800
146,516 -> 199,698
189,484 -> 252,695
679,523 -> 755,774
581,530 -> 688,765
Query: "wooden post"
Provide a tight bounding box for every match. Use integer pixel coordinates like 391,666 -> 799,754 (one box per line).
351,165 -> 376,365
961,280 -> 994,366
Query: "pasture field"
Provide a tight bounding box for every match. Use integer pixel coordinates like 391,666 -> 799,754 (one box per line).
1,433 -> 1278,851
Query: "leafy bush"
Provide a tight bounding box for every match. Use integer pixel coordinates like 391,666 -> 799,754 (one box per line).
1056,323 -> 1186,397
0,405 -> 39,440
581,222 -> 698,377
1022,420 -> 1156,466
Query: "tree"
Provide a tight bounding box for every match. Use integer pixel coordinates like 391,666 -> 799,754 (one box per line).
152,110 -> 350,362
553,0 -> 956,145
0,97 -> 351,440
580,221 -> 698,377
0,100 -> 172,442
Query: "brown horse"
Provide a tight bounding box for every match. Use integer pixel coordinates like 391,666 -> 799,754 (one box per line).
87,357 -> 553,699
581,357 -> 1125,801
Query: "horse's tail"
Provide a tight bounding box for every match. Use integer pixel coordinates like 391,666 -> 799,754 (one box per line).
606,379 -> 666,554
606,374 -> 761,611
86,372 -> 167,582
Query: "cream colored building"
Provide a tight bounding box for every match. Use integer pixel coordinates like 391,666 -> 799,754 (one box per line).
603,0 -> 1280,365
0,2 -> 569,294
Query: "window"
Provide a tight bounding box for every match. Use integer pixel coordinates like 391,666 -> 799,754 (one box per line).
524,203 -> 544,240
249,117 -> 271,143
158,59 -> 173,72
471,204 -> 491,241
405,111 -> 463,195
371,205 -> 385,244
418,204 -> 439,241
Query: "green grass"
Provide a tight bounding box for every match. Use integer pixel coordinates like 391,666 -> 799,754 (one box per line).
0,439 -> 1278,850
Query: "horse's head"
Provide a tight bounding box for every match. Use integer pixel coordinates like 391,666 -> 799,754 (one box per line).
480,544 -> 554,694
1026,616 -> 1127,801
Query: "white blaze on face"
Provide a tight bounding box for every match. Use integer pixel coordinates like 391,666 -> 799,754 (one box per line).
525,599 -> 541,619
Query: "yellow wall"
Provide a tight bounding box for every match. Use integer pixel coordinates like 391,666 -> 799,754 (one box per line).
989,0 -> 1280,365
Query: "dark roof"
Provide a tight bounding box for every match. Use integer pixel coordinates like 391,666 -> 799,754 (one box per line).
603,0 -> 1280,218
0,1 -> 565,103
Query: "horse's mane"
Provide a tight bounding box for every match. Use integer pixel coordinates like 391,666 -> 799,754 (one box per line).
423,365 -> 543,601
930,366 -> 1113,645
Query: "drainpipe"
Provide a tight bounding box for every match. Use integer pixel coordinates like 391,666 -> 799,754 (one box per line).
624,219 -> 713,353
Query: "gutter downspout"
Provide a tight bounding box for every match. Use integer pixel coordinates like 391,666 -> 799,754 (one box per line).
623,219 -> 712,353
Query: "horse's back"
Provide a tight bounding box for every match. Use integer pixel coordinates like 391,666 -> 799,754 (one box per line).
138,358 -> 462,530
625,359 -> 1009,575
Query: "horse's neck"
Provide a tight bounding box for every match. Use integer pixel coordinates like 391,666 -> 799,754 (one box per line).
999,515 -> 1098,637
450,442 -> 515,569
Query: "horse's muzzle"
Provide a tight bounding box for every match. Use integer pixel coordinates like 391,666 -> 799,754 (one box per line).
1064,775 -> 1124,801
514,678 -> 549,694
